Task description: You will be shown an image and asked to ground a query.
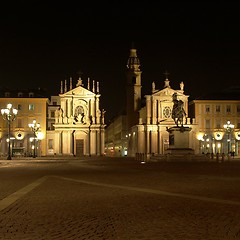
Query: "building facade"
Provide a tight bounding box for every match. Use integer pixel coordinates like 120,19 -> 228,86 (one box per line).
105,47 -> 197,158
0,88 -> 48,157
46,77 -> 106,156
104,115 -> 128,157
189,92 -> 240,156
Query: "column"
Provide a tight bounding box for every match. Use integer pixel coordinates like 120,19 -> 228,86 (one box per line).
151,127 -> 157,154
137,126 -> 145,153
146,96 -> 151,125
100,127 -> 105,155
152,98 -> 157,124
96,97 -> 100,124
90,130 -> 97,155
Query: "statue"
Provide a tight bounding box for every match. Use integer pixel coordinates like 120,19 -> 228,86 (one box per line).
171,93 -> 186,127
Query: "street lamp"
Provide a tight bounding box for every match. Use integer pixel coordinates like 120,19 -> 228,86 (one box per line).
223,120 -> 234,154
1,103 -> 18,160
28,120 -> 40,158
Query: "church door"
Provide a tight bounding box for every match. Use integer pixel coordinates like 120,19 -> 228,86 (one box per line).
76,139 -> 84,156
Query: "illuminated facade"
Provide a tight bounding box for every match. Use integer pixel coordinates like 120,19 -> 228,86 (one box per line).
105,47 -> 240,158
105,48 -> 197,158
46,78 -> 106,156
190,96 -> 240,156
0,89 -> 48,157
104,115 -> 128,157
125,48 -> 197,158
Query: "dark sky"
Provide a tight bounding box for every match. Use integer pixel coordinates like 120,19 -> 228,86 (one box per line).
1,2 -> 240,123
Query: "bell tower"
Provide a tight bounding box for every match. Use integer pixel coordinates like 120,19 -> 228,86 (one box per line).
126,47 -> 142,131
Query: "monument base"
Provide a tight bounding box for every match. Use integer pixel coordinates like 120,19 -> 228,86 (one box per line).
166,126 -> 194,161
165,148 -> 194,155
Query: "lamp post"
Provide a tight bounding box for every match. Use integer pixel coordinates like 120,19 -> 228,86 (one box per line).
223,120 -> 234,154
1,103 -> 18,160
28,120 -> 40,158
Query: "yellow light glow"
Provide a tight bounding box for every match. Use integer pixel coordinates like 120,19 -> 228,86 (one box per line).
213,132 -> 223,140
37,132 -> 44,140
235,132 -> 240,141
196,132 -> 204,141
15,132 -> 24,140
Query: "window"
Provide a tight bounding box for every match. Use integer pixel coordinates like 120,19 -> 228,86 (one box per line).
5,92 -> 10,97
53,101 -> 57,105
205,105 -> 210,113
216,105 -> 220,113
29,92 -> 34,97
29,104 -> 34,110
215,119 -> 221,129
17,104 -> 22,110
17,119 -> 23,128
18,92 -> 23,97
50,111 -> 55,118
48,139 -> 53,149
237,105 -> 240,113
226,105 -> 231,113
205,119 -> 210,129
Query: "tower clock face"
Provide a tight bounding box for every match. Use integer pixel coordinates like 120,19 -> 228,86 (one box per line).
163,106 -> 172,118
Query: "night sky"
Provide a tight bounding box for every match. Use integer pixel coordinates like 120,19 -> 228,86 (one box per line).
1,2 -> 240,123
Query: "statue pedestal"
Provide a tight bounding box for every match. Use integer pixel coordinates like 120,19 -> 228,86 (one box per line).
165,126 -> 194,158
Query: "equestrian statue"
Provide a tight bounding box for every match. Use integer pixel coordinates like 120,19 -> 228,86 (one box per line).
171,93 -> 187,127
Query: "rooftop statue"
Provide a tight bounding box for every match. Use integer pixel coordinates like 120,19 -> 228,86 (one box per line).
171,93 -> 186,127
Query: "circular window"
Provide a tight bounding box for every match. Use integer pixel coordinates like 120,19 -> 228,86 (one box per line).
163,106 -> 172,118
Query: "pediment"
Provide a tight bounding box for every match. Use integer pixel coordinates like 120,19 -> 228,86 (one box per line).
152,87 -> 176,97
60,86 -> 95,97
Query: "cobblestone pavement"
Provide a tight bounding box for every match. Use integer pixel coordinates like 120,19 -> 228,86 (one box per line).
0,158 -> 240,239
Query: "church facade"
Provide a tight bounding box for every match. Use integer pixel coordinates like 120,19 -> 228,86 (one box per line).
125,48 -> 197,158
105,48 -> 197,158
46,78 -> 106,157
106,47 -> 240,158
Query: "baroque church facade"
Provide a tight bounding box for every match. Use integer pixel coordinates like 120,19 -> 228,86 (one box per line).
47,77 -> 106,157
105,48 -> 197,158
125,48 -> 197,158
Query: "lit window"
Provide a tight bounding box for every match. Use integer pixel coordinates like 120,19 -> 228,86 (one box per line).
29,104 -> 34,110
48,139 -> 53,149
